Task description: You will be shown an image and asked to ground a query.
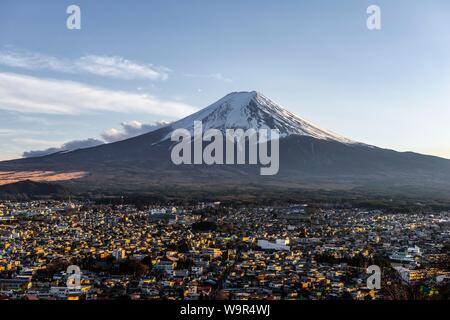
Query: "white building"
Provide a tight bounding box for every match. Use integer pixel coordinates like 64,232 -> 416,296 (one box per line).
257,239 -> 290,251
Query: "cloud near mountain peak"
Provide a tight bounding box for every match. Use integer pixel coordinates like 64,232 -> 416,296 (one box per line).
22,120 -> 171,158
101,120 -> 171,143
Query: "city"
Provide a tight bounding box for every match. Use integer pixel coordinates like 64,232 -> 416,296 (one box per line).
1,200 -> 448,300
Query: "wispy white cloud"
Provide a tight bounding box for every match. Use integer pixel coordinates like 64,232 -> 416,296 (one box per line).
76,55 -> 170,81
0,48 -> 169,81
101,120 -> 171,143
185,73 -> 233,83
0,72 -> 196,116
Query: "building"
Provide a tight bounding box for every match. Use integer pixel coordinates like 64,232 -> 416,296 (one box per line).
257,239 -> 290,251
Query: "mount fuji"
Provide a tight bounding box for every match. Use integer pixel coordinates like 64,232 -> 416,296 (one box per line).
1,91 -> 450,197
165,91 -> 354,144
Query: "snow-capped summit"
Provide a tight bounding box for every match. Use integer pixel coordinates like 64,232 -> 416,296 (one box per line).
166,91 -> 355,144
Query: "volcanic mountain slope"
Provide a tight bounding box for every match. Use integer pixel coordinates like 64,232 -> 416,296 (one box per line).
1,91 -> 450,194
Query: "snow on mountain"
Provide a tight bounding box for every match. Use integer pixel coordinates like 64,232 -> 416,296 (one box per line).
164,91 -> 356,144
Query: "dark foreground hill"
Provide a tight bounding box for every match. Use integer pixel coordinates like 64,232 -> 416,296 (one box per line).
0,180 -> 69,200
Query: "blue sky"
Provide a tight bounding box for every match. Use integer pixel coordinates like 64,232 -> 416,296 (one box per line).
1,0 -> 450,160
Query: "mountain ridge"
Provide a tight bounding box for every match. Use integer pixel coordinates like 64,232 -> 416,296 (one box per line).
1,91 -> 450,197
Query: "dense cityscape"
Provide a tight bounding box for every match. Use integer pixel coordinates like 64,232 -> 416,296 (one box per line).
0,200 -> 449,300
